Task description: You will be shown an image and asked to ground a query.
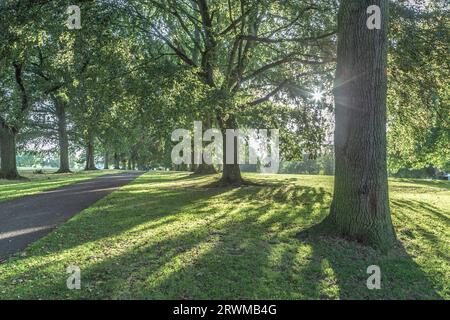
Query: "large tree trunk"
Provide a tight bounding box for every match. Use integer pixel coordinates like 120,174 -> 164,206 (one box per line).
190,148 -> 197,172
0,125 -> 20,180
0,62 -> 28,180
219,116 -> 242,185
195,163 -> 217,175
221,162 -> 241,184
84,135 -> 97,170
316,0 -> 396,250
54,97 -> 71,173
113,152 -> 120,169
104,151 -> 109,169
194,118 -> 217,175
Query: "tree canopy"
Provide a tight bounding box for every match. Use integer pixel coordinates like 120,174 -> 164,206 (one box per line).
0,0 -> 448,179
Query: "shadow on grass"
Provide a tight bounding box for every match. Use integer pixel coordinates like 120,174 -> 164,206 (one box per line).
395,178 -> 450,191
392,199 -> 450,227
0,171 -> 121,203
0,174 -> 444,299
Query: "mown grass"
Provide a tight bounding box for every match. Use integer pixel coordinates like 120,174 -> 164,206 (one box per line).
0,172 -> 448,299
0,169 -> 122,202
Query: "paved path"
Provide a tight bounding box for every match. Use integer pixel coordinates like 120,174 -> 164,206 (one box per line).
0,172 -> 143,260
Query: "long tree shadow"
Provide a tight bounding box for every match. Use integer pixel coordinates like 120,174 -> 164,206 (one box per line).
144,182 -> 442,299
1,173 -> 227,262
0,175 -> 445,299
0,180 -> 330,298
394,179 -> 450,191
392,199 -> 450,227
290,198 -> 446,299
293,236 -> 442,299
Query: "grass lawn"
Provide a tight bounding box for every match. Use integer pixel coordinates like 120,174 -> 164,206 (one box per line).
0,169 -> 122,202
0,172 -> 448,299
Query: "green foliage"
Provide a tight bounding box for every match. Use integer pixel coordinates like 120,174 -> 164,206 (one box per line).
388,1 -> 450,171
1,0 -> 447,176
280,153 -> 334,175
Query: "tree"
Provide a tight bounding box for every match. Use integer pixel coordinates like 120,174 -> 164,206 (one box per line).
311,0 -> 396,250
0,55 -> 34,180
28,93 -> 73,173
0,1 -> 36,179
53,95 -> 71,173
124,0 -> 336,185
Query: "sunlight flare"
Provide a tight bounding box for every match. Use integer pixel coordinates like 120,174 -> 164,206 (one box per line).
311,88 -> 324,103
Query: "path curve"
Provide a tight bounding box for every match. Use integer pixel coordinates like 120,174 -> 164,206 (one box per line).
0,171 -> 143,260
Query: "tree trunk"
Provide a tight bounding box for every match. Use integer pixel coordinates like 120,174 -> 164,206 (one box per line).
127,158 -> 132,170
317,0 -> 396,250
219,116 -> 242,185
195,163 -> 217,175
0,62 -> 28,180
54,98 -> 71,173
104,151 -> 109,169
190,148 -> 197,172
113,153 -> 119,169
0,125 -> 20,179
221,162 -> 241,185
194,117 -> 217,175
84,135 -> 97,170
113,152 -> 120,169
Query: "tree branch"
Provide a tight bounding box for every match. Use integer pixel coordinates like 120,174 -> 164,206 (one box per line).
13,61 -> 29,113
239,30 -> 336,44
248,79 -> 289,106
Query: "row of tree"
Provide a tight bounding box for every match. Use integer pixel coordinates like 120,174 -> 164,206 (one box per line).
0,0 -> 448,248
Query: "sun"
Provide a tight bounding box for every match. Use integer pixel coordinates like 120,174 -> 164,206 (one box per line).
311,88 -> 324,103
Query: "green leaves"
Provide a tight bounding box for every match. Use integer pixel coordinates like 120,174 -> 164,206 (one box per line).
388,1 -> 450,172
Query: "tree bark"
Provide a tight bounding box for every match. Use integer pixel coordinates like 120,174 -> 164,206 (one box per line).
316,0 -> 396,250
113,152 -> 120,169
219,116 -> 242,185
0,62 -> 28,180
190,148 -> 197,172
195,163 -> 217,175
84,135 -> 97,170
0,125 -> 20,179
194,117 -> 217,175
54,97 -> 71,173
104,151 -> 109,169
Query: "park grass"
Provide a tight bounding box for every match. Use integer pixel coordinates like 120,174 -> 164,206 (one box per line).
0,172 -> 448,299
0,169 -> 123,202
